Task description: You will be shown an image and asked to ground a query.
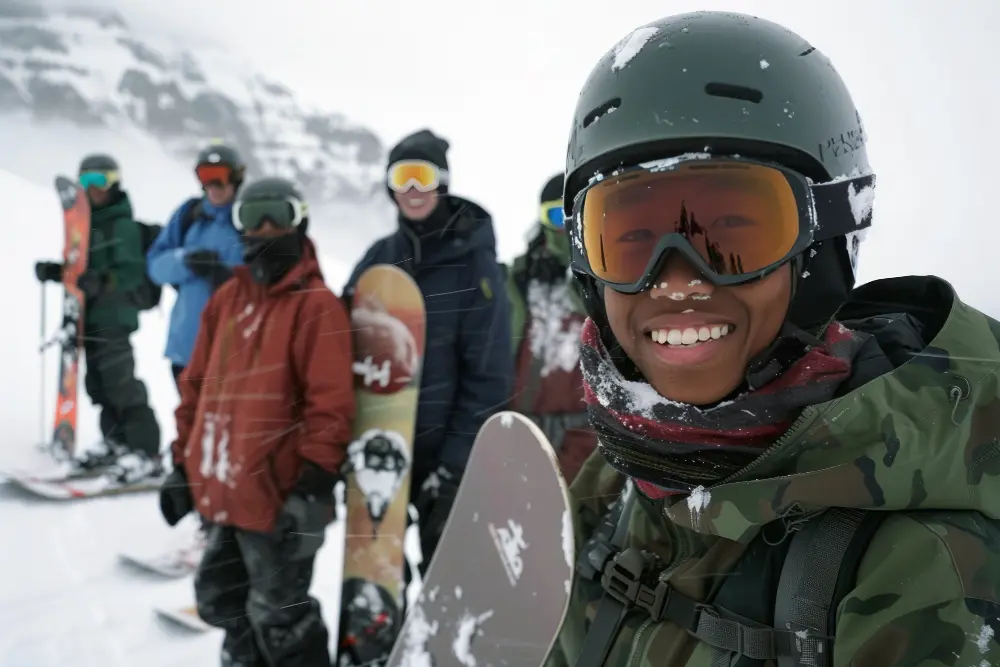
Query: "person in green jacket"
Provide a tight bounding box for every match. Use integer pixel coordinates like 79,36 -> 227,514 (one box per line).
548,11 -> 1000,667
35,154 -> 161,483
505,173 -> 596,484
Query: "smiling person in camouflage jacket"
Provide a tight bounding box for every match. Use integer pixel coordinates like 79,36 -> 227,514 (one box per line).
547,12 -> 1000,667
505,173 -> 596,484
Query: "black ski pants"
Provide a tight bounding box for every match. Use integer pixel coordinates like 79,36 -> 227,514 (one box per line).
194,522 -> 330,667
83,327 -> 159,457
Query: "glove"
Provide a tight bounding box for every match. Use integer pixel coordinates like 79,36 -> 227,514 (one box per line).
75,270 -> 106,299
159,466 -> 194,527
413,463 -> 462,566
185,249 -> 233,289
277,461 -> 339,560
34,261 -> 63,284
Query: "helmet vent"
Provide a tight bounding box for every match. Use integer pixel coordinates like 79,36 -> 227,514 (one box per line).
582,98 -> 622,129
704,83 -> 762,104
799,46 -> 816,56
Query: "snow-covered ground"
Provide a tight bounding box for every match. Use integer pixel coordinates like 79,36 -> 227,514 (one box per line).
0,132 -> 366,665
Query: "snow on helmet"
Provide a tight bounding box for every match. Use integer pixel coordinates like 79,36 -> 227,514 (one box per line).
565,12 -> 874,332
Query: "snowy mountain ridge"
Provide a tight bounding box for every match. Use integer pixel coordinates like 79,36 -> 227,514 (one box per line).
0,0 -> 386,204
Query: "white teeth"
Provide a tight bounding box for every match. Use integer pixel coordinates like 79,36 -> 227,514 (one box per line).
410,198 -> 425,205
649,324 -> 732,347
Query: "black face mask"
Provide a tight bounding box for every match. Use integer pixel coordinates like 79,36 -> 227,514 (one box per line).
241,231 -> 303,285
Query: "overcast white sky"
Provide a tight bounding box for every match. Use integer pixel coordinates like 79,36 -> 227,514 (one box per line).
45,0 -> 1000,311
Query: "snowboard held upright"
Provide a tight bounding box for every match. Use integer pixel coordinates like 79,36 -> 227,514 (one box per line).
385,411 -> 575,667
50,175 -> 91,459
337,265 -> 426,667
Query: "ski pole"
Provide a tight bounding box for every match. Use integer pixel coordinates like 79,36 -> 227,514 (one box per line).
39,283 -> 46,446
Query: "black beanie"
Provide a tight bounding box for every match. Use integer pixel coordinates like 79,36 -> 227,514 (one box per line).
388,129 -> 450,172
540,172 -> 564,203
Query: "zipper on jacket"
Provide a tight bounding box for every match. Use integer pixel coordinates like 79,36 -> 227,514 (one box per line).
716,405 -> 819,485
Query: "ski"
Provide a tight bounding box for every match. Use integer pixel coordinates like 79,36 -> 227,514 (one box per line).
338,265 -> 426,667
154,605 -> 214,633
384,412 -> 574,667
48,175 -> 91,460
119,535 -> 205,578
5,473 -> 162,500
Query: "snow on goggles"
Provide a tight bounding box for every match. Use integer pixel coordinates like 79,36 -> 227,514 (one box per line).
569,154 -> 875,293
79,170 -> 119,190
233,197 -> 307,232
196,164 -> 233,187
540,200 -> 565,229
387,160 -> 448,193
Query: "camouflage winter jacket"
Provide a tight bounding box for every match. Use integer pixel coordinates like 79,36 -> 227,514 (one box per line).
546,275 -> 1000,667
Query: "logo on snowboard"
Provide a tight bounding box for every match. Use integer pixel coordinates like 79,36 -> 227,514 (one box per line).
344,429 -> 411,536
351,292 -> 421,395
488,519 -> 527,587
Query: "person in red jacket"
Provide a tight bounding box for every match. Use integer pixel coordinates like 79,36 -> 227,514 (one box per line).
157,177 -> 355,667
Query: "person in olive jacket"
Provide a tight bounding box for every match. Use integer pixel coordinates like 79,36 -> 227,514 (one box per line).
34,154 -> 161,483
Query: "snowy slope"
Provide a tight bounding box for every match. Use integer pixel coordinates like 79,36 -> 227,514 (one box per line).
0,0 -> 384,204
0,169 -> 356,666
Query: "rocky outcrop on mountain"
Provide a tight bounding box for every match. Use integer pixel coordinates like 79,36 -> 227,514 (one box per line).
0,0 -> 385,203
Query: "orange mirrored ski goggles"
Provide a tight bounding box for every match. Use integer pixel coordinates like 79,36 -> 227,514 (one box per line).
196,164 -> 233,187
569,155 -> 875,293
387,160 -> 448,193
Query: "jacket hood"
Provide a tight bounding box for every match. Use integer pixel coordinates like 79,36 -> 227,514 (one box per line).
660,275 -> 1000,542
396,195 -> 498,266
233,236 -> 325,295
90,190 -> 132,224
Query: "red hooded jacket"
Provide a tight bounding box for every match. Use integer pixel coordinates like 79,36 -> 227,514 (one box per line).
171,238 -> 355,532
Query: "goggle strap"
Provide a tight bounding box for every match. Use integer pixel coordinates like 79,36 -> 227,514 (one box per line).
809,173 -> 876,241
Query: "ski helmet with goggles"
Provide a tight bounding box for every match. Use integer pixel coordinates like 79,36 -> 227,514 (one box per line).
78,153 -> 121,191
564,12 -> 876,334
233,177 -> 309,234
195,142 -> 246,190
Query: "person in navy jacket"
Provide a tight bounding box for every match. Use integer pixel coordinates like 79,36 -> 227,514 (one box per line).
146,143 -> 246,389
343,129 -> 513,574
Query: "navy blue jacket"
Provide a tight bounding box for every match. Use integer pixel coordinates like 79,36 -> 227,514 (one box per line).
344,195 -> 513,480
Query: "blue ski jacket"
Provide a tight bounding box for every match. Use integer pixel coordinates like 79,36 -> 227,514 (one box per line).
344,195 -> 513,481
146,197 -> 244,367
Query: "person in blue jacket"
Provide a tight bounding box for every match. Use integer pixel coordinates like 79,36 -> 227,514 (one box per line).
146,143 -> 246,390
344,128 -> 513,574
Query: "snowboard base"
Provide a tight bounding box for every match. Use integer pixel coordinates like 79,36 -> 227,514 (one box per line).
154,605 -> 214,633
6,473 -> 162,499
385,411 -> 574,667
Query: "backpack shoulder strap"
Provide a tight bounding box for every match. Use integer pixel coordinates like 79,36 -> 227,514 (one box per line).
179,197 -> 204,244
575,482 -> 637,667
575,504 -> 888,667
774,507 -> 888,667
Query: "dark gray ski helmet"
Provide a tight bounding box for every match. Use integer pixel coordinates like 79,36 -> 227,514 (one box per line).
565,12 -> 873,332
196,142 -> 246,186
79,153 -> 119,174
234,176 -> 309,233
